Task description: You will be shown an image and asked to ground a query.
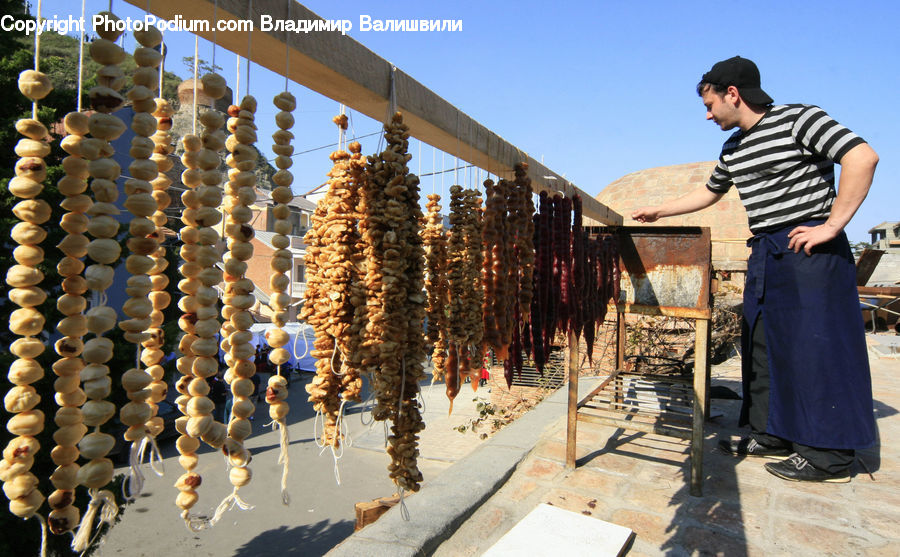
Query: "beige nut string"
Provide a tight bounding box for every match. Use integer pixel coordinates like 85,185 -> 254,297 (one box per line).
119,15 -> 168,501
264,78 -> 298,504
5,2 -> 53,552
71,9 -> 129,549
212,91 -> 259,526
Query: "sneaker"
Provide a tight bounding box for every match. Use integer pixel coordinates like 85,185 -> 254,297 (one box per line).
718,437 -> 791,459
764,454 -> 851,483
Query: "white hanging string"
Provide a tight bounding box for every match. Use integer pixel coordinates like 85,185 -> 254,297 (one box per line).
71,488 -> 117,553
292,324 -> 310,360
158,34 -> 165,95
387,65 -> 398,121
338,104 -> 346,151
431,145 -> 436,195
313,408 -> 326,448
245,0 -> 253,94
211,0 -> 218,71
454,112 -> 460,185
395,355 -> 412,522
265,417 -> 291,505
31,0 -> 42,120
330,338 -> 345,376
192,34 -> 198,135
284,0 -> 290,91
207,486 -> 254,527
235,54 -> 241,101
360,384 -> 376,426
76,0 -> 85,112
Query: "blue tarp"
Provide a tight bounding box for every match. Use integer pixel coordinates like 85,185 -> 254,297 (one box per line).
247,323 -> 318,372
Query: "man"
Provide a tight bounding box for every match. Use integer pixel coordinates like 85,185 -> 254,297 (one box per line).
632,56 -> 879,483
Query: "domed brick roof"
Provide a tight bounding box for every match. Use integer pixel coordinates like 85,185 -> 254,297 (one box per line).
596,161 -> 751,270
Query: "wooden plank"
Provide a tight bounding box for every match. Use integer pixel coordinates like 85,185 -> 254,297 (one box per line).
354,494 -> 400,531
576,412 -> 692,440
576,371 -> 619,408
124,0 -> 622,225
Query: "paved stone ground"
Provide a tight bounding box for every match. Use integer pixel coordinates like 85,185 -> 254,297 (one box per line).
434,333 -> 900,556
95,372 -> 489,557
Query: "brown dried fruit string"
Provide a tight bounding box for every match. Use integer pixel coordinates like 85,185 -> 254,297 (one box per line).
423,194 -> 449,383
301,115 -> 364,469
361,113 -> 427,494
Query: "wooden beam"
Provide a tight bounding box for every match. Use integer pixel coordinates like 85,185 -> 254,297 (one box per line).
123,0 -> 622,225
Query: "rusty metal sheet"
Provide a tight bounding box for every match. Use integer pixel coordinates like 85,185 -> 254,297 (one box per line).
611,226 -> 712,317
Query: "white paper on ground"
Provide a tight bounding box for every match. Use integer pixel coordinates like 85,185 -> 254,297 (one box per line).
483,503 -> 634,557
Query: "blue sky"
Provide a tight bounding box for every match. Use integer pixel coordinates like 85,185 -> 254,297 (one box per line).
24,0 -> 899,243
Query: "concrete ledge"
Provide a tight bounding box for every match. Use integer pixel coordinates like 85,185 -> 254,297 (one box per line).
327,379 -> 602,556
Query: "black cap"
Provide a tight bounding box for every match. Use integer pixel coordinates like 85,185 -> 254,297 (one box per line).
701,56 -> 773,105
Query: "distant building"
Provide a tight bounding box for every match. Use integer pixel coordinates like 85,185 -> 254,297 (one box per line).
165,78 -> 315,323
868,221 -> 900,251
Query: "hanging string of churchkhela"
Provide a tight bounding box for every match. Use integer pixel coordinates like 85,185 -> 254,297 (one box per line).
570,194 -> 585,339
263,90 -> 298,503
362,112 -> 426,493
583,226 -> 598,363
335,140 -> 366,416
513,164 -> 535,364
71,10 -> 131,550
444,185 -> 472,406
528,193 -> 546,372
422,194 -> 449,383
3,22 -> 56,544
213,91 -> 259,524
460,188 -> 485,388
484,178 -> 528,386
117,21 -> 166,501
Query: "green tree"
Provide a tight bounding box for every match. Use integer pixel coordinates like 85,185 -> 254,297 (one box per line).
181,56 -> 223,77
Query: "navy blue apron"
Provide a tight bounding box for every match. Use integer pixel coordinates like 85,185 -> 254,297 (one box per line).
741,220 -> 876,449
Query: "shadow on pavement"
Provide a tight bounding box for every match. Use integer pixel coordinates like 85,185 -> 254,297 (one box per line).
233,518 -> 355,556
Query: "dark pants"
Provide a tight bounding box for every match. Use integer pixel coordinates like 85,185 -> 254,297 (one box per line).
746,315 -> 855,474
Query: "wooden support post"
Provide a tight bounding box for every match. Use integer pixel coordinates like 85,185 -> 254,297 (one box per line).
690,318 -> 710,497
614,311 -> 626,407
565,330 -> 579,470
704,316 -> 712,419
616,310 -> 626,370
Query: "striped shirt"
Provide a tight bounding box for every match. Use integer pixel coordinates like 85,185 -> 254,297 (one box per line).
706,104 -> 866,232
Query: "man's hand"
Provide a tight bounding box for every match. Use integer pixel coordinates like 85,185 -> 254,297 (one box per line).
631,206 -> 661,223
787,222 -> 840,255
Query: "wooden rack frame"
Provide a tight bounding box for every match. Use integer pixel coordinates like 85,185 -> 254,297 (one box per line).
565,227 -> 712,496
